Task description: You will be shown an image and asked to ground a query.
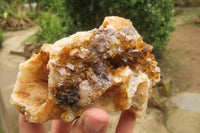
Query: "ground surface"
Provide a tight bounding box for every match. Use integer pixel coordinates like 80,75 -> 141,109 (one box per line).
0,7 -> 200,133
0,26 -> 38,133
162,7 -> 200,132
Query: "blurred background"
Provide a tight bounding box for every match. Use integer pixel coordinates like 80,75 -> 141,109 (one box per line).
0,0 -> 200,133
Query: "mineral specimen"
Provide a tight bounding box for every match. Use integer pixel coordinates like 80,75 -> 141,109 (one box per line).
10,16 -> 160,123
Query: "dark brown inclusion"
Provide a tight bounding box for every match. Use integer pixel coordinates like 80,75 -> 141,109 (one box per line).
56,87 -> 80,107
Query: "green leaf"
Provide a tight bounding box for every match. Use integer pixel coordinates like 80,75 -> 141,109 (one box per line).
3,12 -> 8,19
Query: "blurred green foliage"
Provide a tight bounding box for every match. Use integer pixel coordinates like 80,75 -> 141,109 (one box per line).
36,0 -> 72,43
0,29 -> 3,48
198,10 -> 200,17
36,11 -> 62,44
0,0 -> 28,21
0,0 -> 37,30
21,33 -> 37,45
37,0 -> 174,57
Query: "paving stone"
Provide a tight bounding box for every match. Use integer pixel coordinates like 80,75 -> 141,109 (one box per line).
171,93 -> 200,112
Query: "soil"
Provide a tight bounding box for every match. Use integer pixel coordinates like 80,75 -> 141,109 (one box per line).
167,24 -> 200,94
0,26 -> 38,87
160,8 -> 200,95
0,7 -> 200,133
0,26 -> 38,133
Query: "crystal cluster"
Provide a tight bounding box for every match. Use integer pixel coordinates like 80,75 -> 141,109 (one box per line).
11,16 -> 160,123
